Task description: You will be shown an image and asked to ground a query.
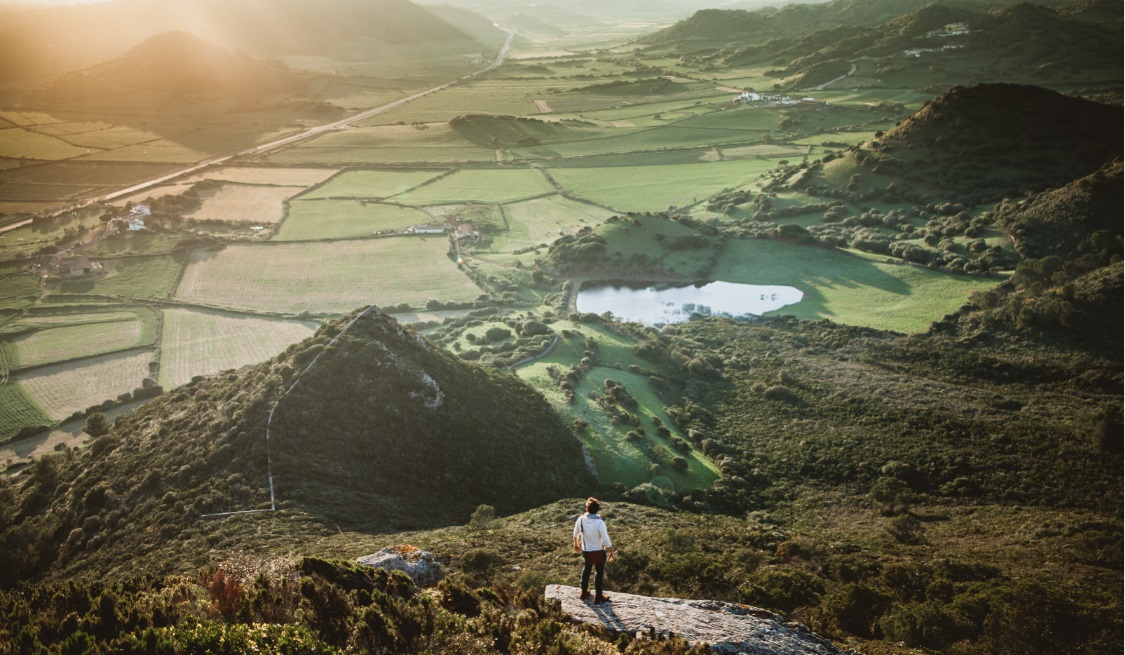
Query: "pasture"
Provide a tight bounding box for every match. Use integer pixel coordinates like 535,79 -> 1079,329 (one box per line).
6,309 -> 154,369
159,308 -> 319,388
175,238 -> 481,314
184,184 -> 300,224
394,169 -> 555,205
0,383 -> 50,444
57,255 -> 183,299
493,195 -> 615,252
17,349 -> 152,421
0,127 -> 91,160
299,169 -> 448,200
547,159 -> 776,212
273,201 -> 431,241
187,166 -> 339,187
713,239 -> 1001,333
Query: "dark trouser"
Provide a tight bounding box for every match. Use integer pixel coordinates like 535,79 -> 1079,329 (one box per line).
581,550 -> 606,596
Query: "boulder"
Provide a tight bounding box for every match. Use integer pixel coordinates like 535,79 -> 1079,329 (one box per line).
357,545 -> 443,587
545,584 -> 852,655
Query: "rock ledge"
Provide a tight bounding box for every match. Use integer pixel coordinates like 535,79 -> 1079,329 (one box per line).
357,545 -> 443,587
545,584 -> 848,655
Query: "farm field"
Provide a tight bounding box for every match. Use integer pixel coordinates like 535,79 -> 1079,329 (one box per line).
394,169 -> 555,205
16,349 -> 152,421
0,383 -> 50,444
299,170 -> 449,200
57,255 -> 184,299
159,308 -> 319,388
0,399 -> 148,470
175,238 -> 481,314
6,310 -> 153,369
184,185 -> 300,224
274,201 -> 432,241
492,195 -> 615,252
713,239 -> 1000,333
186,167 -> 339,187
547,160 -> 777,212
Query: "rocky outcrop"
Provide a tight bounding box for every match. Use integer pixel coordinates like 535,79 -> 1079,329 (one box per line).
545,584 -> 850,655
357,545 -> 444,587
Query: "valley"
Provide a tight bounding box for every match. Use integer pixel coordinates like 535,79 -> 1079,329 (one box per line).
0,0 -> 1120,654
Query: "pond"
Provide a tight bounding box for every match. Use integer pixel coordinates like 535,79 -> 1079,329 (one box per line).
576,280 -> 803,325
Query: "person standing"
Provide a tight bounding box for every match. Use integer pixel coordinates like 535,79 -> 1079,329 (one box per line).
573,497 -> 615,603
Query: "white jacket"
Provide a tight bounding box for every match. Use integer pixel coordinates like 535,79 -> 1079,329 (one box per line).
573,513 -> 612,552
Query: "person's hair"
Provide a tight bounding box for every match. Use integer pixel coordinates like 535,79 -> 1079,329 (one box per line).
585,497 -> 600,514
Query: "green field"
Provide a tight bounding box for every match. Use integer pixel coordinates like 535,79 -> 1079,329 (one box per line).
262,123 -> 496,165
548,160 -> 776,212
6,309 -> 155,369
395,169 -> 555,205
0,382 -> 51,442
0,274 -> 42,312
175,238 -> 482,314
299,170 -> 448,200
492,195 -> 615,252
0,127 -> 92,160
57,256 -> 184,299
159,308 -> 319,388
17,349 -> 152,421
517,322 -> 720,491
274,201 -> 432,241
713,239 -> 1002,333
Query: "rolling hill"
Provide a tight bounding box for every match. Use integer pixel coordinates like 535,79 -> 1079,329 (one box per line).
0,0 -> 501,87
827,83 -> 1122,204
646,1 -> 1121,91
0,309 -> 592,584
33,31 -> 313,110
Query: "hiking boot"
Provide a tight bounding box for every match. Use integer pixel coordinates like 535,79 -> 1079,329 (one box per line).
594,594 -> 611,604
579,590 -> 591,601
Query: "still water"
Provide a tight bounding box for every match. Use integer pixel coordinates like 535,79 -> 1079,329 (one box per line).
576,281 -> 803,325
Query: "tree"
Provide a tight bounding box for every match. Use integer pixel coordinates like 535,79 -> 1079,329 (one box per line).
870,476 -> 914,516
84,413 -> 112,438
468,504 -> 496,531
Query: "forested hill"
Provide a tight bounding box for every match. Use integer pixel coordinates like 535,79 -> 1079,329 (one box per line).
0,310 -> 593,585
842,84 -> 1122,204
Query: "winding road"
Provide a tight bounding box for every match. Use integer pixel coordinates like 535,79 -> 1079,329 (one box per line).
89,26 -> 515,207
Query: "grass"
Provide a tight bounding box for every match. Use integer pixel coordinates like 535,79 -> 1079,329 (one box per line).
0,274 -> 42,312
57,255 -> 184,300
516,322 -> 720,491
298,170 -> 448,200
490,195 -> 615,252
187,167 -> 339,187
175,239 -> 482,314
274,201 -> 432,241
0,128 -> 92,160
547,160 -> 776,212
17,349 -> 152,421
0,382 -> 51,442
158,308 -> 319,389
394,169 -> 555,205
712,238 -> 1003,333
184,185 -> 302,225
7,309 -> 155,369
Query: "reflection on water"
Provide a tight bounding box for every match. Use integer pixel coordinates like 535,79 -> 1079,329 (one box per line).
576,281 -> 803,325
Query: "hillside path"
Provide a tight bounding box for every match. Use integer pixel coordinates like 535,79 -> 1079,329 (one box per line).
545,585 -> 847,655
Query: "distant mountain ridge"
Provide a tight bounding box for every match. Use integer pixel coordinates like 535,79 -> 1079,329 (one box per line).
0,0 -> 500,86
34,31 -> 309,109
643,0 -> 1121,91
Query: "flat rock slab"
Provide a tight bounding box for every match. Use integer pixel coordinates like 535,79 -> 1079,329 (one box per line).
545,585 -> 846,655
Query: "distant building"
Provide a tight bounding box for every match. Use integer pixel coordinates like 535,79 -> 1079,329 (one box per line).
127,218 -> 146,231
455,224 -> 480,241
130,204 -> 151,217
407,225 -> 446,235
42,254 -> 104,280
